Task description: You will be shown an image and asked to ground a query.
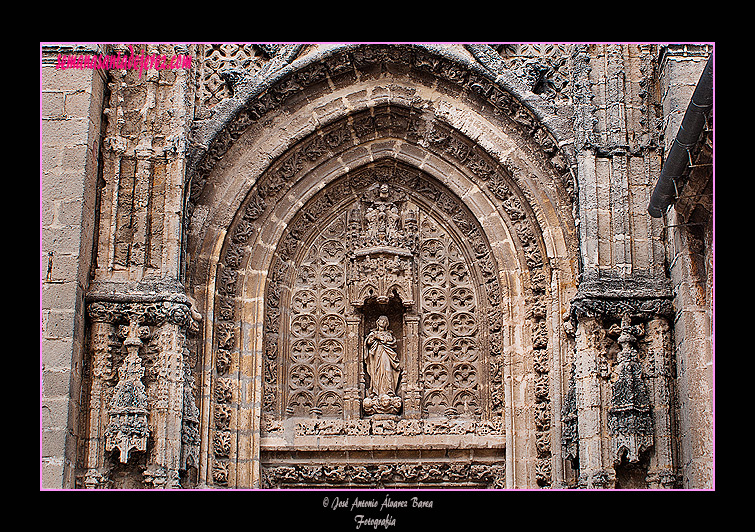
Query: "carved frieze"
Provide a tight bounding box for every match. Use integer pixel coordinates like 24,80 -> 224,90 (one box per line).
285,416 -> 504,437
261,461 -> 505,489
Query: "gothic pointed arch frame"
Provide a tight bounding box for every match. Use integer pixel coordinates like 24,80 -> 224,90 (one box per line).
184,45 -> 580,489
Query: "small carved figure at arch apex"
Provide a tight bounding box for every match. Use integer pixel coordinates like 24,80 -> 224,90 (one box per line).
363,315 -> 402,416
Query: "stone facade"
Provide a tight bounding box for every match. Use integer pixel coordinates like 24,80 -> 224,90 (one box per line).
40,43 -> 714,489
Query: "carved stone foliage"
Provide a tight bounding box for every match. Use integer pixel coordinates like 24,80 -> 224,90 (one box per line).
289,416 -> 504,437
261,461 -> 505,489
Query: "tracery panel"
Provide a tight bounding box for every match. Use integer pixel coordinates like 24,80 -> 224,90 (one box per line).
264,165 -> 501,426
285,214 -> 348,418
250,162 -> 510,488
417,212 -> 485,418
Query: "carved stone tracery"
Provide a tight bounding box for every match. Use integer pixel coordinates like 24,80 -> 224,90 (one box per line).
202,47 -> 572,488
206,104 -> 560,485
261,168 -> 498,427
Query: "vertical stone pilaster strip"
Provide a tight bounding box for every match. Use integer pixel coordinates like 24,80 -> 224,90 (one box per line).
574,316 -> 610,488
605,44 -> 628,150
344,315 -> 362,418
645,316 -> 676,487
131,152 -> 153,269
610,154 -> 631,276
83,318 -> 113,488
147,319 -> 186,488
403,314 -> 421,419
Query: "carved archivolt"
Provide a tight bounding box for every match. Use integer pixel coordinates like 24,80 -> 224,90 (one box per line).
187,44 -> 576,211
201,51 -> 571,487
209,152 -> 554,486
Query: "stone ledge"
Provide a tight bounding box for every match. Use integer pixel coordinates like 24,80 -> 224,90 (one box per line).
261,433 -> 506,452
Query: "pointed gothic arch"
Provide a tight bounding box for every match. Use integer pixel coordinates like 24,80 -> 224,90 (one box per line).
184,45 -> 580,488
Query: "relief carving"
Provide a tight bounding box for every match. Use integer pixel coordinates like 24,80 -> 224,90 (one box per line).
251,167 -> 500,430
261,461 -> 505,488
207,96 -> 556,485
363,316 -> 402,415
104,322 -> 150,463
83,299 -> 201,488
607,315 -> 653,464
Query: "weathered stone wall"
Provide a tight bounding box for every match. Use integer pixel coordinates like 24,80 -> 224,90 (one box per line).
658,44 -> 714,489
41,44 -> 108,488
39,42 -> 714,490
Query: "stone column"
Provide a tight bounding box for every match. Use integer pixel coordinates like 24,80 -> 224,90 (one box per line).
82,318 -> 114,488
144,319 -> 187,488
403,314 -> 421,418
344,315 -> 362,418
644,316 -> 676,488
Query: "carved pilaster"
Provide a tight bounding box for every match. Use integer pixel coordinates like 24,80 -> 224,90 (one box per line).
561,361 -> 579,464
148,319 -> 187,489
83,296 -> 201,489
403,314 -> 421,419
643,316 -> 677,488
572,315 -> 609,488
344,315 -> 362,419
569,278 -> 675,488
82,315 -> 115,488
